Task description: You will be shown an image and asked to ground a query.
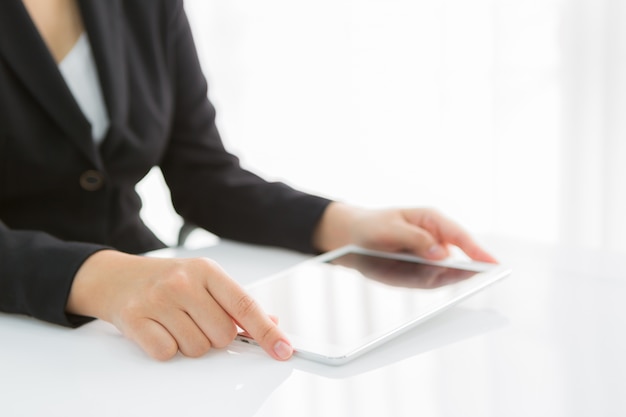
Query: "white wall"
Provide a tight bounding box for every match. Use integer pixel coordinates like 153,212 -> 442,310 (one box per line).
138,0 -> 626,254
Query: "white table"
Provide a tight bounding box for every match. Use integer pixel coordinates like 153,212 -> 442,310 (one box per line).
1,236 -> 625,417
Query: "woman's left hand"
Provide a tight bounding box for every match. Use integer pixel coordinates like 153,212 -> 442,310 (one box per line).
313,203 -> 497,263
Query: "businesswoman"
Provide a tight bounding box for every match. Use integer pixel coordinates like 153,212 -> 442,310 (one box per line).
0,0 -> 495,361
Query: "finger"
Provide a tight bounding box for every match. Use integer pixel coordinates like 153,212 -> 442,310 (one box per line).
154,309 -> 212,358
183,289 -> 238,349
161,259 -> 240,349
451,236 -> 498,263
207,273 -> 293,361
124,318 -> 179,361
433,220 -> 497,263
407,210 -> 497,263
395,223 -> 450,260
238,314 -> 279,338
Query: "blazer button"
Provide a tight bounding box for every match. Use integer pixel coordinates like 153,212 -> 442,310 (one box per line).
79,170 -> 105,191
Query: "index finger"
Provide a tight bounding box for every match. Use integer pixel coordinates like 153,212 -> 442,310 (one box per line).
438,223 -> 497,263
204,263 -> 294,361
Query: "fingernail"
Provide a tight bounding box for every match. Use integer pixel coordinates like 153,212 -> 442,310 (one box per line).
427,244 -> 445,258
273,340 -> 293,360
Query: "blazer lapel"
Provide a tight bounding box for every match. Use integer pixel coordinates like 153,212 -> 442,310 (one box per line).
0,0 -> 101,167
78,0 -> 128,157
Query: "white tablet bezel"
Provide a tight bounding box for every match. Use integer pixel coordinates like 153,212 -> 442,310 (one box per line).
236,245 -> 511,365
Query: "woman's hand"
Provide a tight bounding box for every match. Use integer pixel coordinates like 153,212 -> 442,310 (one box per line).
66,251 -> 293,361
313,203 -> 497,263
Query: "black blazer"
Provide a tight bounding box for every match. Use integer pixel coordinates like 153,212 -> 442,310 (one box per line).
0,0 -> 330,327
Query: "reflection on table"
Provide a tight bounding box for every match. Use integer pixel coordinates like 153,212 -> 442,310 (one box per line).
1,236 -> 624,417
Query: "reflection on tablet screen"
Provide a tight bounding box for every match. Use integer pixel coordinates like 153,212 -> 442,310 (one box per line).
328,252 -> 478,290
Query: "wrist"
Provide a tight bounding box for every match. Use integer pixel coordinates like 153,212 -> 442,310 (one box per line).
66,249 -> 137,321
312,202 -> 367,252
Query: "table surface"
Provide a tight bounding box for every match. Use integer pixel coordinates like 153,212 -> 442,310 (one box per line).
1,235 -> 625,417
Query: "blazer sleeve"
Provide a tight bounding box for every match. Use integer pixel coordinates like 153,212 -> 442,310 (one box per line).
158,1 -> 331,254
0,220 -> 108,327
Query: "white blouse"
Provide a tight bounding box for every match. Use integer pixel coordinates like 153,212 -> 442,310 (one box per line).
58,33 -> 110,144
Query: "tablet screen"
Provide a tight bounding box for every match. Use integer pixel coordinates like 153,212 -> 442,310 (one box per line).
242,248 -> 508,363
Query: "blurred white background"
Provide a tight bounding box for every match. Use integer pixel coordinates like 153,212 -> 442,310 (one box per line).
138,0 -> 626,254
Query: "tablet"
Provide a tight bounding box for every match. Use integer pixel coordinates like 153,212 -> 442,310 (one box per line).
236,245 -> 511,365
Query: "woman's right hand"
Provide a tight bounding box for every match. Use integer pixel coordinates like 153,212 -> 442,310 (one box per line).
66,250 -> 293,361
